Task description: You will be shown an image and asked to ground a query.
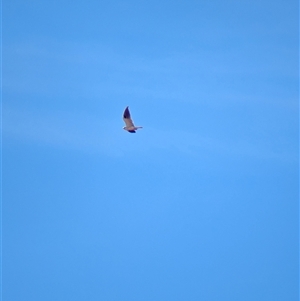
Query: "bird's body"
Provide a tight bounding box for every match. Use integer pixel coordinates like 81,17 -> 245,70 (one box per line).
123,106 -> 143,133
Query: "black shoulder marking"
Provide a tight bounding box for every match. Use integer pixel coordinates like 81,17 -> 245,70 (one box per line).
128,130 -> 136,133
123,106 -> 131,119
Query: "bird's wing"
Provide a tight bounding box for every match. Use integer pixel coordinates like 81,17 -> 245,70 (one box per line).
123,106 -> 135,127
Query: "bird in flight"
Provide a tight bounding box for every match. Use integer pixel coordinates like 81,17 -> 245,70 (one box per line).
123,106 -> 143,133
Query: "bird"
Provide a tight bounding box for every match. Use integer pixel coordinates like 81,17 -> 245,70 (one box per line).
122,106 -> 143,133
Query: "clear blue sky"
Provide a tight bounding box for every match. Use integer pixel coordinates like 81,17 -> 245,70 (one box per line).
2,0 -> 299,300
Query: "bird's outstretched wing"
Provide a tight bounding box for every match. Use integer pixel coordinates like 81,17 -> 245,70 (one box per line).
123,106 -> 135,128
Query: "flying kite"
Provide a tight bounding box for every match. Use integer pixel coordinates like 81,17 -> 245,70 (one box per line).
123,106 -> 143,133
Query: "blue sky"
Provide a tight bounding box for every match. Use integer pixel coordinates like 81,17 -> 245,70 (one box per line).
2,0 -> 299,300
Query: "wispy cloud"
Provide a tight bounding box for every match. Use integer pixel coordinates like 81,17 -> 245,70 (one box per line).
3,107 -> 296,164
4,39 -> 297,108
3,39 -> 297,163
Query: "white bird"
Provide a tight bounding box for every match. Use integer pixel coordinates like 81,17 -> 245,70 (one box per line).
123,106 -> 143,133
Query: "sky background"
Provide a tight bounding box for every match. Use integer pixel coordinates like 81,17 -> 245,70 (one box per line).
2,0 -> 299,300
